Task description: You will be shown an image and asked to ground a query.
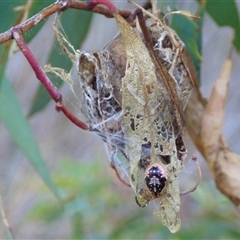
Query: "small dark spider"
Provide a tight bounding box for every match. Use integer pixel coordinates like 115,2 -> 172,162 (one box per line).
145,163 -> 167,196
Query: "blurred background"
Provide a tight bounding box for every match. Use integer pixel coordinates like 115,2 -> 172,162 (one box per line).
0,1 -> 240,239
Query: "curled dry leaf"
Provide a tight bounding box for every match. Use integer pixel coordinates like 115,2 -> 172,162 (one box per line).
114,12 -> 183,232
185,53 -> 240,209
201,57 -> 232,158
114,12 -> 192,232
77,6 -> 194,232
200,56 -> 240,207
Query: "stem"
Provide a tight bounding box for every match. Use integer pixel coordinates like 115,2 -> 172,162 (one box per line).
12,27 -> 89,130
136,9 -> 185,128
88,0 -> 117,13
0,193 -> 14,240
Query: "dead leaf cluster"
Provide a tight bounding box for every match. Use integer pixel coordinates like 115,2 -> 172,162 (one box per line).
185,54 -> 240,210
51,0 -> 240,233
77,6 -> 195,232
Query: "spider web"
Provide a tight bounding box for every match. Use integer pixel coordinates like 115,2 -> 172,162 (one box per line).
50,11 -> 192,233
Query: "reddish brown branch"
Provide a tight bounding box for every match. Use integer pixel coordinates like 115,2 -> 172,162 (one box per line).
0,0 -> 132,45
11,27 -> 88,130
88,0 -> 117,12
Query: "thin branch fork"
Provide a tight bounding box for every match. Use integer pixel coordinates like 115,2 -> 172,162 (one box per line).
0,0 -> 133,130
11,27 -> 89,130
0,0 -> 132,45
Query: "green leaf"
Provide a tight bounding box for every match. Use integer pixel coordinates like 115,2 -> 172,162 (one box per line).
0,44 -> 10,87
0,1 -> 23,84
0,1 -> 51,36
0,198 -> 14,240
28,9 -> 93,116
0,1 -> 53,85
0,2 -> 23,33
157,0 -> 175,14
171,14 -> 202,81
24,1 -> 53,43
0,76 -> 60,201
201,0 -> 240,51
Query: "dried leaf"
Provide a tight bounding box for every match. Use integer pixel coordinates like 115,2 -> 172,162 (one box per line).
111,12 -> 185,233
200,55 -> 240,207
185,49 -> 240,208
201,56 -> 232,168
78,4 -> 194,233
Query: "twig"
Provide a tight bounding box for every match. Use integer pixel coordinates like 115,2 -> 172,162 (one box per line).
0,192 -> 14,240
0,0 -> 132,45
11,27 -> 89,130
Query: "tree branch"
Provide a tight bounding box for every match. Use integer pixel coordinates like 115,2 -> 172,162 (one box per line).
11,27 -> 89,130
0,0 -> 132,45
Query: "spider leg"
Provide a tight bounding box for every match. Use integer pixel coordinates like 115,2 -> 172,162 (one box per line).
180,156 -> 202,195
104,130 -> 131,188
110,157 -> 131,188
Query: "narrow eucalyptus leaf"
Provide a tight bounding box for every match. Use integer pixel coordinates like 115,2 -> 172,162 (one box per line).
0,76 -> 60,201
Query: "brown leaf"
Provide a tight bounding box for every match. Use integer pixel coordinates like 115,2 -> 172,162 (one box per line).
200,55 -> 240,207
78,3 -> 194,233
201,57 -> 232,160
112,11 -> 183,233
185,53 -> 240,208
